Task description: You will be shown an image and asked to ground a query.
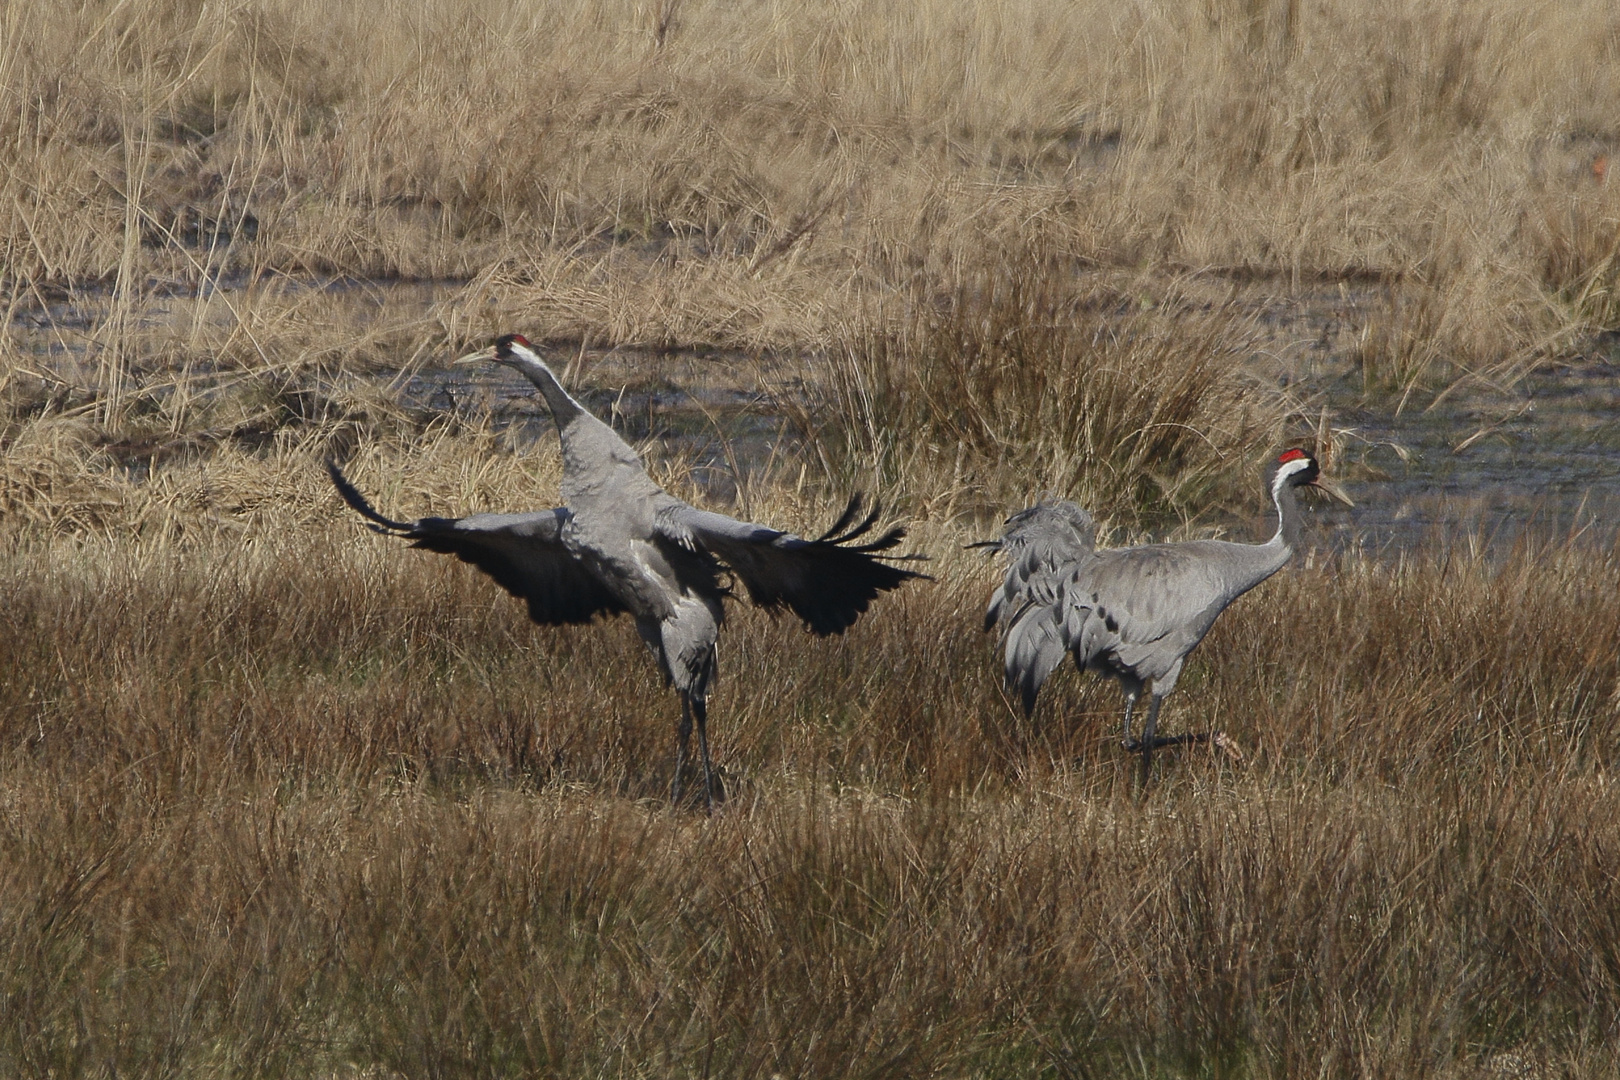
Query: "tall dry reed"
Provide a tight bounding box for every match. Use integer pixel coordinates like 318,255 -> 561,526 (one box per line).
5,0 -> 1620,379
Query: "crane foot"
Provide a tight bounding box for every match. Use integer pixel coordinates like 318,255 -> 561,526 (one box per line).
1120,731 -> 1243,759
670,765 -> 729,813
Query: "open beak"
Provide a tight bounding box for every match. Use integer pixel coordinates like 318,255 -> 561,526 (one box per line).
454,345 -> 498,366
1309,477 -> 1355,507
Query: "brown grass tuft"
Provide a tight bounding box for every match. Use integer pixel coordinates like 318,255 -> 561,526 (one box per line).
813,239 -> 1286,525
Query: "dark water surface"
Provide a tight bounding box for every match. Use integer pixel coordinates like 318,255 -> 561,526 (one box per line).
12,277 -> 1620,555
1311,353 -> 1620,556
401,347 -> 1620,556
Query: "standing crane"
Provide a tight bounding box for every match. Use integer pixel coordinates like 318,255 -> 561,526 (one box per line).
329,333 -> 926,810
981,449 -> 1349,787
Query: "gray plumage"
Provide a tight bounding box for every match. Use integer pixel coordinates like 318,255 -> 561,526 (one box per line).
968,500 -> 1097,715
983,451 -> 1344,786
330,333 -> 926,810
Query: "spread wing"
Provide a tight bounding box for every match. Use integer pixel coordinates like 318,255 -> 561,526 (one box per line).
977,501 -> 1098,714
652,494 -> 928,635
327,461 -> 627,626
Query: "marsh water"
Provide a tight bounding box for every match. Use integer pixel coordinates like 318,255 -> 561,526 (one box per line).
389,290 -> 1620,554
1313,353 -> 1620,555
12,276 -> 1620,554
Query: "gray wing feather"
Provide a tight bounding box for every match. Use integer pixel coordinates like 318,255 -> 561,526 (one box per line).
654,495 -> 928,636
328,461 -> 626,626
1060,543 -> 1237,677
977,501 -> 1097,714
980,501 -> 1096,632
1003,600 -> 1073,715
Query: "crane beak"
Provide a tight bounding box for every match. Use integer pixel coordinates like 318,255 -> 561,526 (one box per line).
1309,477 -> 1355,507
454,346 -> 498,366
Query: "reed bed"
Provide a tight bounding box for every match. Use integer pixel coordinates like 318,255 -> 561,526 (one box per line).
5,0 -> 1620,384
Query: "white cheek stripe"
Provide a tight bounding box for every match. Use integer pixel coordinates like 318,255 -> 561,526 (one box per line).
1271,457 -> 1311,500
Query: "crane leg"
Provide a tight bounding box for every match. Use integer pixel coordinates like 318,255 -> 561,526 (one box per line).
1137,694 -> 1163,790
1119,692 -> 1138,749
672,694 -> 694,805
692,694 -> 721,813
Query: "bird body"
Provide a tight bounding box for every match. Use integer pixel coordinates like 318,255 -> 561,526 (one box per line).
1064,535 -> 1289,689
983,451 -> 1346,785
331,333 -> 924,808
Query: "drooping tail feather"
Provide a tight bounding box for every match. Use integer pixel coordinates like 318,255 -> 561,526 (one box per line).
1003,601 -> 1069,716
978,499 -> 1099,714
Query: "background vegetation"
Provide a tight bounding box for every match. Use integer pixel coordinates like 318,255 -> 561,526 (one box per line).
3,0 -> 1619,1075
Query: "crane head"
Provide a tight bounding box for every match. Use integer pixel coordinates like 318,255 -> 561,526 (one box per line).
455,333 -> 539,367
1273,448 -> 1354,506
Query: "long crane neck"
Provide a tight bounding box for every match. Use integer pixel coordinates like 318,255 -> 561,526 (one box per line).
1194,462 -> 1314,607
1267,468 -> 1306,557
505,350 -> 586,427
502,344 -> 655,502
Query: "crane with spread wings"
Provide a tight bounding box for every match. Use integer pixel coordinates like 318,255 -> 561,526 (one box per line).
329,334 -> 926,810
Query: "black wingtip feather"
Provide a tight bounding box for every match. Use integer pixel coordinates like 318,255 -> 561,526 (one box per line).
326,459 -> 414,534
775,497 -> 932,635
840,525 -> 903,554
830,501 -> 884,545
813,495 -> 866,543
809,498 -> 929,559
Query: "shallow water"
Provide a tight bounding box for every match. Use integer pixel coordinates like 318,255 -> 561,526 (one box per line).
11,277 -> 1620,554
1311,352 -> 1620,555
405,343 -> 1620,555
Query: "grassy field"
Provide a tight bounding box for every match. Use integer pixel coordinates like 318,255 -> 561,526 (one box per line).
4,514 -> 1619,1078
4,0 -> 1620,1076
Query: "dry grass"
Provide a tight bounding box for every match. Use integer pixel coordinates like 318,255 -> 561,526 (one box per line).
5,0 -> 1620,514
4,0 -> 1620,1075
5,0 -> 1620,373
2,515 -> 1619,1077
810,240 -> 1286,525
